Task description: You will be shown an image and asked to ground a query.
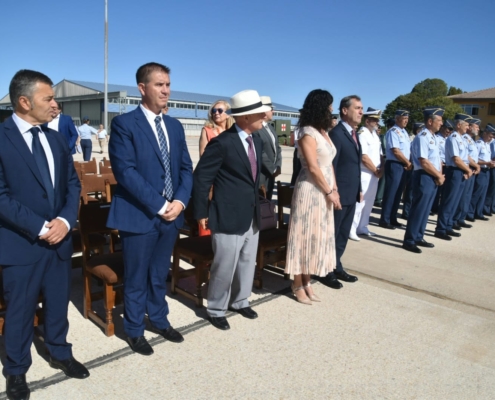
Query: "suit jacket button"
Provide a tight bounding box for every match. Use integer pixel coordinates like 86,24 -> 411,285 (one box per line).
42,194 -> 47,199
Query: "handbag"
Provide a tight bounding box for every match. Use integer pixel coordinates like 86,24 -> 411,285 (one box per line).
259,196 -> 277,231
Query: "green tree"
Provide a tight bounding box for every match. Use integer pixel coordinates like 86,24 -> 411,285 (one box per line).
447,86 -> 464,96
411,78 -> 448,99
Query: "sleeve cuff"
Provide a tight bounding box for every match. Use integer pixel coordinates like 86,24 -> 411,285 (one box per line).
39,221 -> 49,236
56,217 -> 71,232
157,200 -> 169,215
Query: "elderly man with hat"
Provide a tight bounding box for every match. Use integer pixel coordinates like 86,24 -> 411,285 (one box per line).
349,107 -> 383,240
467,124 -> 495,221
255,96 -> 282,200
482,123 -> 495,216
402,107 -> 445,253
452,117 -> 481,229
193,90 -> 269,331
431,119 -> 454,214
379,109 -> 412,229
434,113 -> 473,240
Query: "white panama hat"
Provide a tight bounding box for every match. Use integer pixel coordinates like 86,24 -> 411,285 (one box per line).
230,90 -> 272,116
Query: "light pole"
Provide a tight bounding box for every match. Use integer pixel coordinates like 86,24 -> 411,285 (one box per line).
104,0 -> 108,132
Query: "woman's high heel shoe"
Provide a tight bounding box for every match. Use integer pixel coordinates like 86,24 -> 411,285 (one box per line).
291,284 -> 312,305
304,282 -> 321,302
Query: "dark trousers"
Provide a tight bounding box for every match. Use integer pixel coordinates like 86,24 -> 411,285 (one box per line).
2,250 -> 72,375
290,148 -> 302,186
402,169 -> 414,217
468,168 -> 490,219
484,168 -> 495,214
120,217 -> 178,338
80,138 -> 92,161
329,203 -> 356,275
403,171 -> 437,245
436,168 -> 465,234
375,174 -> 386,203
380,161 -> 406,224
453,174 -> 475,224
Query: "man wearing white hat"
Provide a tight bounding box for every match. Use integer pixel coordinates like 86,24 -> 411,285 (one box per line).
255,96 -> 282,200
193,90 -> 269,331
349,107 -> 384,240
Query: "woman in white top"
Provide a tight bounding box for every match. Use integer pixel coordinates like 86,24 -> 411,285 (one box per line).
97,124 -> 108,154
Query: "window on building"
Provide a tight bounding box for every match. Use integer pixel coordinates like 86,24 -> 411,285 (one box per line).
461,104 -> 480,116
488,103 -> 495,116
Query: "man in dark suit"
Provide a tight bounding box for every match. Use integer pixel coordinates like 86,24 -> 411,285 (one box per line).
193,90 -> 269,331
47,101 -> 79,154
255,96 -> 282,199
107,62 -> 193,355
322,95 -> 363,289
0,70 -> 88,400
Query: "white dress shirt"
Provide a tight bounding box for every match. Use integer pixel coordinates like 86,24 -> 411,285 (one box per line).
47,113 -> 60,131
341,120 -> 354,136
12,113 -> 70,235
235,124 -> 257,159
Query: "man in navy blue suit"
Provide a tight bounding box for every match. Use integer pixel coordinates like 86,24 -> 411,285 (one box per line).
321,95 -> 363,290
0,70 -> 88,400
107,62 -> 193,356
47,101 -> 79,154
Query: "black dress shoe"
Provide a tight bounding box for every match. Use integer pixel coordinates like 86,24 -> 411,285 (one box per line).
434,232 -> 452,241
229,306 -> 258,319
458,221 -> 472,228
153,326 -> 184,343
334,270 -> 358,282
465,216 -> 476,222
402,243 -> 422,253
379,222 -> 396,230
484,212 -> 493,217
447,230 -> 461,237
475,216 -> 489,221
49,356 -> 90,379
320,275 -> 343,289
391,221 -> 405,228
452,224 -> 462,231
209,316 -> 230,330
6,374 -> 30,400
415,239 -> 434,248
126,336 -> 154,356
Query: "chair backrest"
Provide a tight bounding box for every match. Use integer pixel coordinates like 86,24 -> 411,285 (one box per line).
80,158 -> 98,175
276,181 -> 294,229
99,164 -> 113,175
80,174 -> 113,204
78,202 -> 112,260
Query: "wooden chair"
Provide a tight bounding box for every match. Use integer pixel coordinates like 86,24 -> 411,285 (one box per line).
99,163 -> 112,175
80,173 -> 115,204
253,181 -> 294,289
171,202 -> 213,307
80,202 -> 124,336
74,158 -> 98,179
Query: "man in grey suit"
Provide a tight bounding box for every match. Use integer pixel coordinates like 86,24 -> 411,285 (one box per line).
256,96 -> 282,199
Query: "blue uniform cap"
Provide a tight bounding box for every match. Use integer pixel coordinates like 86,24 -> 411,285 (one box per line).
413,122 -> 425,130
443,120 -> 454,130
395,109 -> 410,117
469,118 -> 481,126
423,106 -> 445,118
485,124 -> 495,134
454,113 -> 473,122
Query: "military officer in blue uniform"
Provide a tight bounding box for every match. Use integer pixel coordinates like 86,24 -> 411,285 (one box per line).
402,122 -> 424,219
431,120 -> 454,214
467,125 -> 495,221
452,118 -> 481,229
402,108 -> 445,253
379,109 -> 412,229
434,113 -> 473,240
483,123 -> 495,216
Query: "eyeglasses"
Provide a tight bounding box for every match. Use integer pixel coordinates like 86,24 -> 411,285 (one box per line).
211,108 -> 224,115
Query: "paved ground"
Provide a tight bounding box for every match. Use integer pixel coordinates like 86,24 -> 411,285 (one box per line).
0,136 -> 494,399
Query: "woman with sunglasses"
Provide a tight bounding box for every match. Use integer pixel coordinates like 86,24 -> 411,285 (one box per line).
199,100 -> 235,156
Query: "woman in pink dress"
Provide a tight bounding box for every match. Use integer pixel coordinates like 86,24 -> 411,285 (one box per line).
285,90 -> 341,305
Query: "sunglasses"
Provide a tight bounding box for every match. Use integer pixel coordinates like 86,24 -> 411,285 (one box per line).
211,108 -> 225,115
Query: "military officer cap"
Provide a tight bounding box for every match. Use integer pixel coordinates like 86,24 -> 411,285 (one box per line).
423,106 -> 445,118
395,109 -> 410,117
485,124 -> 495,134
364,107 -> 381,119
413,122 -> 425,130
454,113 -> 473,122
469,117 -> 481,126
443,120 -> 454,130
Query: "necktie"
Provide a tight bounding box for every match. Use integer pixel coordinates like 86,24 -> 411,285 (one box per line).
154,116 -> 174,201
30,127 -> 55,208
351,129 -> 358,147
246,136 -> 257,181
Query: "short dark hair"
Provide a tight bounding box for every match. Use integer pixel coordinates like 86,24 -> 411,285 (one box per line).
339,95 -> 361,118
297,89 -> 334,132
9,69 -> 53,108
136,62 -> 171,85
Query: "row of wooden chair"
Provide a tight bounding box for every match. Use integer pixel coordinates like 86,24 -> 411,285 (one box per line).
74,158 -> 112,179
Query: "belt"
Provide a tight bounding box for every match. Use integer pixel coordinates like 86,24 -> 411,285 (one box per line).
446,166 -> 463,171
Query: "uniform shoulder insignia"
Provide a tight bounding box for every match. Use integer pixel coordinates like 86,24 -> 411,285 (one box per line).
422,132 -> 427,136
452,133 -> 457,137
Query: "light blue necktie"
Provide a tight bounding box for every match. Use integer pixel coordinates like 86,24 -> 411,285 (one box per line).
154,116 -> 173,201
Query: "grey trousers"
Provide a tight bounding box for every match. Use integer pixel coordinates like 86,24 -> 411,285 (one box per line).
207,221 -> 259,318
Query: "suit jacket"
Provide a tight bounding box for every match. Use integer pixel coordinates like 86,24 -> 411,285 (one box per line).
193,125 -> 262,235
107,106 -> 193,234
42,114 -> 79,154
255,124 -> 282,188
329,121 -> 362,205
0,116 -> 81,265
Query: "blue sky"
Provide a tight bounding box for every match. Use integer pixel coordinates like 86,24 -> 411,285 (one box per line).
1,0 -> 494,112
